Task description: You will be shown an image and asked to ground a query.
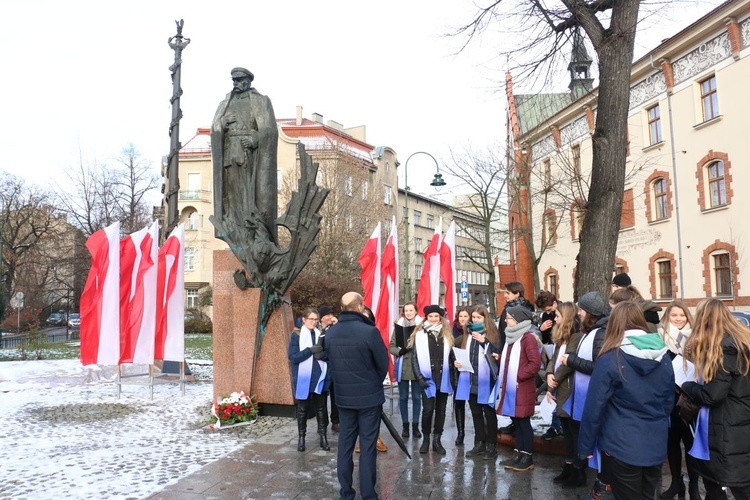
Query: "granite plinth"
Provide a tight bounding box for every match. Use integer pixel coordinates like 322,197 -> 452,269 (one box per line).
251,302 -> 295,416
212,250 -> 295,414
212,250 -> 261,401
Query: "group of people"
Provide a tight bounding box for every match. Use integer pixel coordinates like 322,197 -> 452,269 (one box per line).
287,275 -> 750,500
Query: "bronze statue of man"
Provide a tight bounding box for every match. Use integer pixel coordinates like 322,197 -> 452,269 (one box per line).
211,67 -> 278,242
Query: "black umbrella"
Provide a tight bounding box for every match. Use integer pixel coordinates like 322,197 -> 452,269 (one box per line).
380,409 -> 411,459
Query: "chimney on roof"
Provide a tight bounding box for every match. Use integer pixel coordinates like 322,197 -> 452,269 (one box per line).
296,106 -> 303,126
312,112 -> 324,123
327,120 -> 344,132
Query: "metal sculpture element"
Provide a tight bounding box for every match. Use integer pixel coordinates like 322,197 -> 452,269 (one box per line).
165,20 -> 190,239
210,140 -> 329,328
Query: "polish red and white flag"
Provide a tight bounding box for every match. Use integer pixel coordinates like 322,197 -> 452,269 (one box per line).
375,216 -> 399,380
80,221 -> 121,366
155,224 -> 185,362
417,217 -> 442,315
358,223 -> 381,316
119,222 -> 158,365
439,221 -> 457,323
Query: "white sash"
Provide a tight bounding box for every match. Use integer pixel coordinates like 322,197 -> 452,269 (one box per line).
295,326 -> 327,399
415,330 -> 451,398
572,329 -> 596,421
498,337 -> 522,417
554,343 -> 567,372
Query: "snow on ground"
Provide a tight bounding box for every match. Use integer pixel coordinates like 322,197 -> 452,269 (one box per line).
0,359 -> 263,499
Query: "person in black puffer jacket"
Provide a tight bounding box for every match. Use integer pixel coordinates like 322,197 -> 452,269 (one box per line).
681,298 -> 750,500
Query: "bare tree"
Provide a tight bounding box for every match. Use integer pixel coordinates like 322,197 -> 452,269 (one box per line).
457,0 -> 643,300
56,144 -> 158,237
444,145 -> 508,315
281,144 -> 392,279
0,173 -> 62,320
112,144 -> 160,234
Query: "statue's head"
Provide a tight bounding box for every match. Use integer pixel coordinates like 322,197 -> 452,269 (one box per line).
231,67 -> 254,93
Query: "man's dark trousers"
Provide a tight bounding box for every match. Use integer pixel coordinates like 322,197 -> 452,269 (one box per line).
337,405 -> 380,500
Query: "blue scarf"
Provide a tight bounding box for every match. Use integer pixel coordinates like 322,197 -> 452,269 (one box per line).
688,378 -> 710,460
572,328 -> 597,421
294,326 -> 327,400
415,328 -> 452,398
455,332 -> 498,405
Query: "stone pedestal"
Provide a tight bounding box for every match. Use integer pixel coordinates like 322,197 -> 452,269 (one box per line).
212,250 -> 294,417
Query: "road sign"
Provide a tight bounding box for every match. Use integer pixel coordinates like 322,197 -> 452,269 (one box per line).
461,291 -> 469,300
10,296 -> 23,309
460,280 -> 468,291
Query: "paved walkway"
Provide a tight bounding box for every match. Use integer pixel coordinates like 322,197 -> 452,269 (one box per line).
149,414 -> 597,500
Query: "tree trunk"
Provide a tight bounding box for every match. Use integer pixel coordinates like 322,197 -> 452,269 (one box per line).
575,0 -> 640,301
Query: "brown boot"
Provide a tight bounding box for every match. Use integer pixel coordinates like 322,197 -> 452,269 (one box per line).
376,435 -> 388,452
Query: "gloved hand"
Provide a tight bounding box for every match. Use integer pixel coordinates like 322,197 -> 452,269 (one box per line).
418,378 -> 428,389
398,347 -> 410,357
310,345 -> 323,354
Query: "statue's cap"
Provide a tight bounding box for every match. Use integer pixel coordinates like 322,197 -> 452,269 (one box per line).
230,67 -> 254,81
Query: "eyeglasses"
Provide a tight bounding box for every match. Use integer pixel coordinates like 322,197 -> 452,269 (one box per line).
304,317 -> 319,322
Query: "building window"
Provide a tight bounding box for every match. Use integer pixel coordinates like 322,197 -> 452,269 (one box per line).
615,264 -> 625,276
548,274 -> 558,297
653,178 -> 668,220
344,175 -> 353,196
571,144 -> 581,178
415,237 -> 423,253
707,161 -> 726,207
426,214 -> 434,229
184,247 -> 196,271
700,75 -> 719,121
657,260 -> 673,299
346,215 -> 353,230
361,180 -> 368,200
647,104 -> 662,144
187,211 -> 199,230
543,210 -> 557,246
414,211 -> 422,226
543,159 -> 551,189
186,289 -> 199,309
415,264 -> 422,278
714,253 -> 732,296
383,185 -> 392,205
570,202 -> 585,241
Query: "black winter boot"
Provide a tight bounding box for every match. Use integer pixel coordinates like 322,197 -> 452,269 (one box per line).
501,449 -> 520,468
554,462 -> 574,483
412,423 -> 422,439
316,406 -> 330,451
432,434 -> 446,455
465,441 -> 486,457
483,441 -> 498,460
401,423 -> 410,438
296,404 -> 307,452
454,404 -> 465,445
419,434 -> 430,454
511,452 -> 534,471
660,475 -> 685,499
562,466 -> 586,488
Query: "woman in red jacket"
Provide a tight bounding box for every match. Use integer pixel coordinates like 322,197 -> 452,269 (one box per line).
496,305 -> 542,471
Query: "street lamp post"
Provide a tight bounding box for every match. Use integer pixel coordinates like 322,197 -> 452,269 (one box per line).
402,152 -> 447,301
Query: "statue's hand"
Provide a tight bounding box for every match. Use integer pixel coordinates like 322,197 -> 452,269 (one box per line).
241,136 -> 257,150
222,113 -> 237,129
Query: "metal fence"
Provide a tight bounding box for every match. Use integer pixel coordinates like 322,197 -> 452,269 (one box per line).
0,331 -> 79,350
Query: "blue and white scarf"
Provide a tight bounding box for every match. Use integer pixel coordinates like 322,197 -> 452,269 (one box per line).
455,334 -> 498,404
572,328 -> 597,421
294,326 -> 327,400
688,378 -> 710,460
415,326 -> 452,398
498,338 -> 522,417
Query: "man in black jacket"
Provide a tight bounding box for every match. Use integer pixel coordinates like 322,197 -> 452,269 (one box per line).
324,292 -> 389,500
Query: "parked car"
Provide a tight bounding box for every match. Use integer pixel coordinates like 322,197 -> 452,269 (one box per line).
47,313 -> 65,326
68,313 -> 81,328
732,311 -> 750,327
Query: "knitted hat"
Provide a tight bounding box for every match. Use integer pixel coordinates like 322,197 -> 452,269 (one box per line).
612,273 -> 632,287
423,304 -> 444,317
507,305 -> 534,323
578,291 -> 606,317
318,305 -> 333,318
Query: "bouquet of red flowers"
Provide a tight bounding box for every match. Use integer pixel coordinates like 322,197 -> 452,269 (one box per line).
211,391 -> 259,429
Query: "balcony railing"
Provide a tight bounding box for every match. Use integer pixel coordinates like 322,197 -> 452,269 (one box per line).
180,190 -> 211,201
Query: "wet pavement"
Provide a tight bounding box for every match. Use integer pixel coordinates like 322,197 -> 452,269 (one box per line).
149,408 -> 601,500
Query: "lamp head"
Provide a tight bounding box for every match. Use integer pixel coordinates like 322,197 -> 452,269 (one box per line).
430,173 -> 447,188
